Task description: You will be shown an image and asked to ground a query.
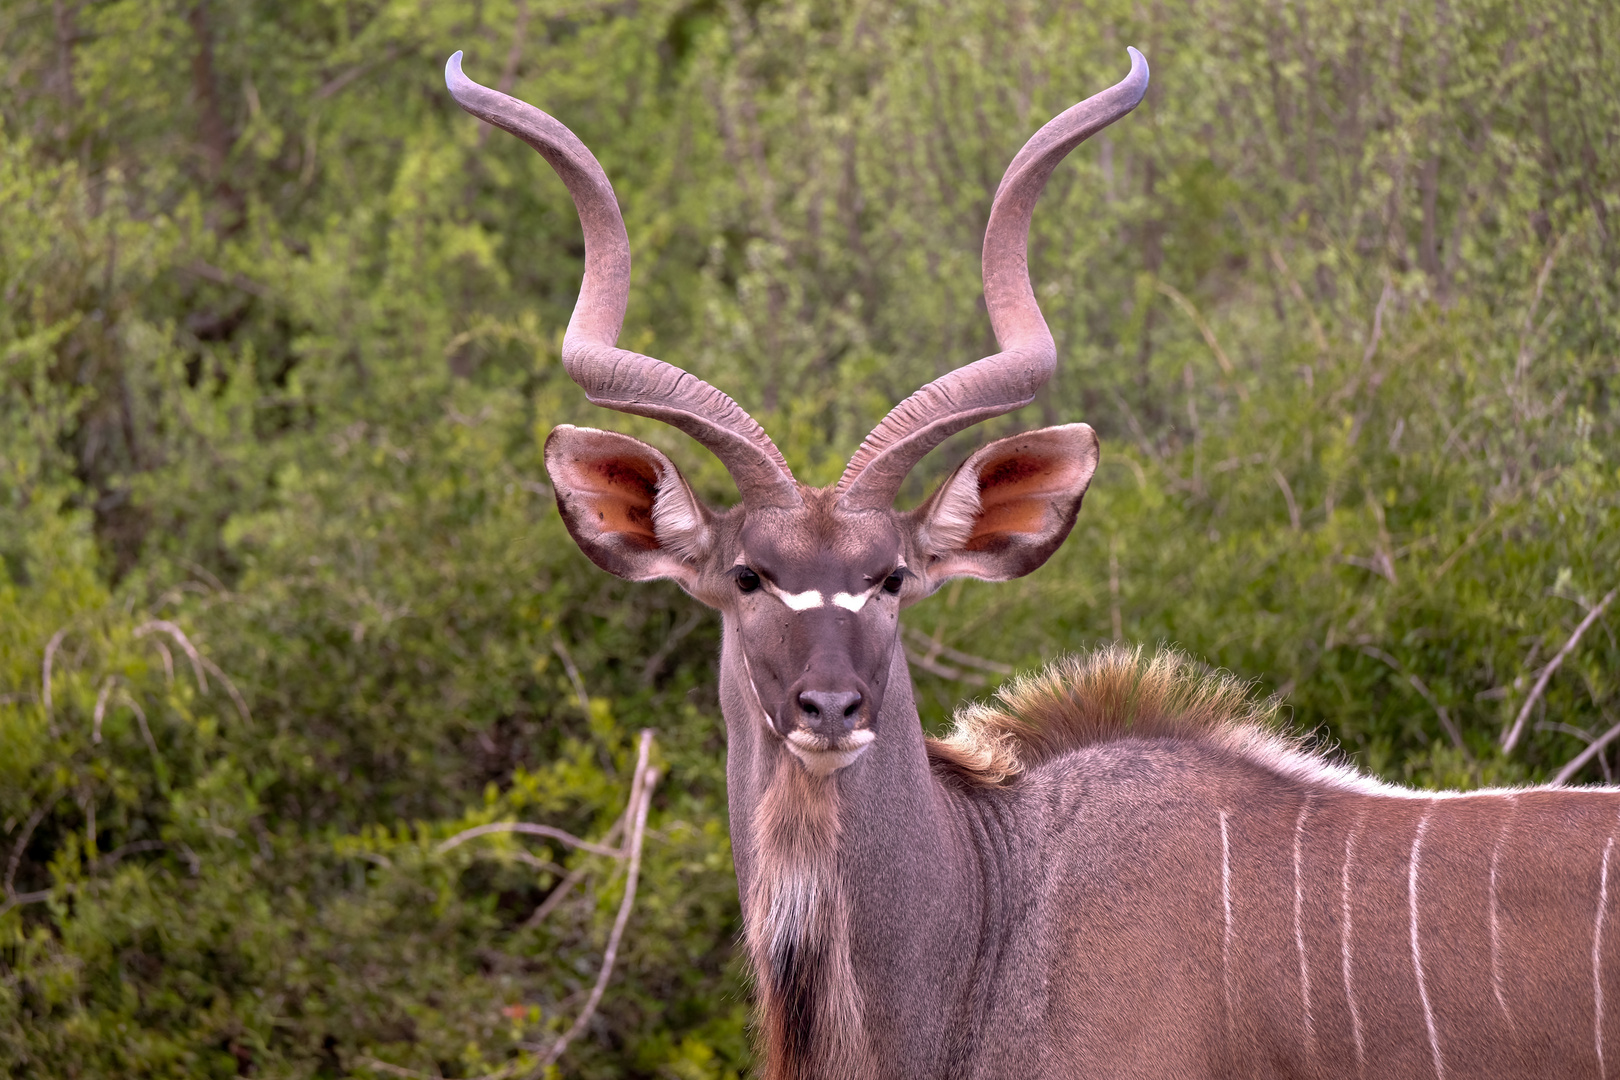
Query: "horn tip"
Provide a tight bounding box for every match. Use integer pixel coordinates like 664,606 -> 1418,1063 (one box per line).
445,50 -> 478,98
1123,47 -> 1150,102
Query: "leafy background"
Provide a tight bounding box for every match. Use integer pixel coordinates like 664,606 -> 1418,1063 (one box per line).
2,0 -> 1617,1075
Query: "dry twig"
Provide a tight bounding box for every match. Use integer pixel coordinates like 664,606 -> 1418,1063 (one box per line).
1516,232 -> 1569,385
1502,588 -> 1619,754
135,621 -> 209,692
522,818 -> 624,931
436,822 -> 624,860
1360,647 -> 1466,753
1554,713 -> 1620,786
1267,247 -> 1328,352
41,623 -> 72,720
552,638 -> 592,716
92,676 -> 114,743
1273,469 -> 1302,532
1155,279 -> 1239,381
355,1055 -> 520,1080
902,625 -> 1013,676
533,730 -> 658,1075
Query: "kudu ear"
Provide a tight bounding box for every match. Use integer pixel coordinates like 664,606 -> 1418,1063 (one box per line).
910,424 -> 1099,588
544,425 -> 714,586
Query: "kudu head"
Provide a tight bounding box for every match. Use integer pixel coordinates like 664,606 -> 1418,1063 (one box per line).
446,50 -> 1148,777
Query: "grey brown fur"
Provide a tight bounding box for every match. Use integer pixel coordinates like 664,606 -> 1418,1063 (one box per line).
443,46 -> 1617,1080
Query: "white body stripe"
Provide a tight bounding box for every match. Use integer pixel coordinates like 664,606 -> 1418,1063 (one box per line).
1342,811 -> 1365,1072
1490,797 -> 1516,1026
1294,799 -> 1316,1051
1221,811 -> 1234,1040
1409,804 -> 1444,1080
1599,833 -> 1616,1078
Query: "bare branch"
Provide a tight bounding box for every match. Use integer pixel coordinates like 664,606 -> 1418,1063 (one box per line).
1434,505 -> 1503,581
1538,721 -> 1597,743
1155,279 -> 1246,399
92,676 -> 114,744
199,656 -> 252,726
91,840 -> 167,872
522,819 -> 624,932
119,690 -> 158,757
354,1054 -> 521,1080
552,638 -> 591,716
315,45 -> 400,101
1267,247 -> 1328,352
135,621 -> 209,692
0,889 -> 53,919
41,623 -> 72,718
435,822 -> 625,860
1362,279 -> 1393,368
1502,588 -> 1619,754
1273,469 -> 1301,531
1359,647 -> 1465,753
641,609 -> 706,687
1329,279 -> 1395,409
1554,714 -> 1620,786
534,731 -> 658,1074
476,0 -> 532,149
1516,232 -> 1569,385
1405,673 -> 1466,756
1109,537 -> 1123,641
151,639 -> 175,684
901,625 -> 1013,675
902,643 -> 986,685
6,796 -> 58,900
523,862 -> 590,931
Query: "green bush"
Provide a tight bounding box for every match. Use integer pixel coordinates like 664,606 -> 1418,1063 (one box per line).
2,0 -> 1615,1074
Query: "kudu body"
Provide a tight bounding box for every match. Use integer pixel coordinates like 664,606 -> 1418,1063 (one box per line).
446,49 -> 1620,1079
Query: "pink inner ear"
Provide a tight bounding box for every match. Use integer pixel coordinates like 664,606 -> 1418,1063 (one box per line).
570,456 -> 660,546
969,451 -> 1083,546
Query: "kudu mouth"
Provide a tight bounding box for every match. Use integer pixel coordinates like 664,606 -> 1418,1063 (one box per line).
737,633 -> 885,777
779,677 -> 880,776
783,727 -> 876,777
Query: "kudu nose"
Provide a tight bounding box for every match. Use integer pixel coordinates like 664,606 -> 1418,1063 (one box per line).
797,690 -> 863,734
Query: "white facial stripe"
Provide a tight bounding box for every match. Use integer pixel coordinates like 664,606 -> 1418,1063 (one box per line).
738,649 -> 777,738
832,588 -> 876,612
761,579 -> 824,611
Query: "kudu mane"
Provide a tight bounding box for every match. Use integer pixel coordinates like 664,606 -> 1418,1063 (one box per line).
927,645 -> 1324,787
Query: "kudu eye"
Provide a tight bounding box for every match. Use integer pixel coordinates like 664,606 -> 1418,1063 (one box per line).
883,572 -> 904,595
736,568 -> 762,593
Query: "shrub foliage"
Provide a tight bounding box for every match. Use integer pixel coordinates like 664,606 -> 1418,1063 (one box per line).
2,0 -> 1616,1075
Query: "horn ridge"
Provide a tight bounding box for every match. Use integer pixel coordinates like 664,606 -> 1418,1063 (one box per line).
836,48 -> 1149,510
444,52 -> 801,508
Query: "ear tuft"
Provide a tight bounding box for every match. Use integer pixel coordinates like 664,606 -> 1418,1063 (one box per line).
917,467 -> 982,555
545,425 -> 714,583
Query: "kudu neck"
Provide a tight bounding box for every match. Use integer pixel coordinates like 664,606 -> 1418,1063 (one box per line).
718,618 -> 993,1078
718,619 -> 960,893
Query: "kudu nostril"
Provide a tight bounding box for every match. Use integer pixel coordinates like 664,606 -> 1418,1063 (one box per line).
798,690 -> 863,726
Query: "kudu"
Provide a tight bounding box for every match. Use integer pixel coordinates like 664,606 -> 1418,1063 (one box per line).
448,49 -> 1620,1080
